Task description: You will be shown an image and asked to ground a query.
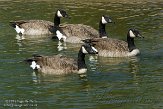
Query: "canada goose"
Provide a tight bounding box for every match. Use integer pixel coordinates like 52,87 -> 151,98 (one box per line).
54,15 -> 113,43
25,40 -> 98,75
90,29 -> 143,57
10,9 -> 69,36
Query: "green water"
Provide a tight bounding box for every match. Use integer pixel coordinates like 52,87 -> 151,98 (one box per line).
0,0 -> 162,109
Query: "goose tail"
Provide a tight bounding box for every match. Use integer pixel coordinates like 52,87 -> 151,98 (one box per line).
9,21 -> 17,28
24,58 -> 35,64
24,54 -> 42,63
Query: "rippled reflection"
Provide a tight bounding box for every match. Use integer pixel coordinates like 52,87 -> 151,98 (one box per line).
57,41 -> 67,51
0,0 -> 162,109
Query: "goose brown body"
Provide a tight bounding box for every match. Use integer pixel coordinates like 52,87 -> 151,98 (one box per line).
10,9 -> 69,36
58,24 -> 99,43
25,41 -> 98,75
55,15 -> 113,43
10,20 -> 54,35
91,38 -> 130,57
31,55 -> 78,75
90,29 -> 142,57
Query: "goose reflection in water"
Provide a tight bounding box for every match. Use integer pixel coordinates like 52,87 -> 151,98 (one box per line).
88,56 -> 140,73
31,71 -> 71,83
15,34 -> 54,41
128,57 -> 140,74
128,57 -> 140,85
57,41 -> 67,51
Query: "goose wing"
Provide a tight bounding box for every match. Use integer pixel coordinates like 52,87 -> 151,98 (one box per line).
33,55 -> 78,71
92,38 -> 129,52
10,20 -> 53,29
59,24 -> 99,38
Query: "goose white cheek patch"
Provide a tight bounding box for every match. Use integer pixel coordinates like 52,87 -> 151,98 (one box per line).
102,16 -> 108,24
30,61 -> 40,70
129,30 -> 135,38
57,10 -> 63,17
82,47 -> 88,54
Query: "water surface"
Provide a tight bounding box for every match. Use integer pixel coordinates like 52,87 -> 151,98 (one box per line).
0,0 -> 162,109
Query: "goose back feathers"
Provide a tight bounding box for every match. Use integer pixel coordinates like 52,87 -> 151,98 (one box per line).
10,20 -> 54,35
57,24 -> 99,43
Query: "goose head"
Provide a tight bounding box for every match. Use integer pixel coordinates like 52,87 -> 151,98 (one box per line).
101,15 -> 113,24
57,9 -> 69,18
128,29 -> 143,38
81,39 -> 98,54
99,15 -> 113,38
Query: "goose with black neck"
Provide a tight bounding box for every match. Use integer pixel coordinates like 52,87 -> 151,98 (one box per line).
25,39 -> 98,75
55,15 -> 113,43
10,9 -> 69,36
90,28 -> 143,57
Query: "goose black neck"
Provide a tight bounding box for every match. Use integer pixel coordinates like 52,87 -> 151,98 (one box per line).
127,33 -> 136,52
77,48 -> 87,70
99,21 -> 107,38
54,13 -> 60,26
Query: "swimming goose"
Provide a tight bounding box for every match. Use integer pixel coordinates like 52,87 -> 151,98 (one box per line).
54,15 -> 113,43
90,29 -> 143,57
25,40 -> 98,75
10,9 -> 69,36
